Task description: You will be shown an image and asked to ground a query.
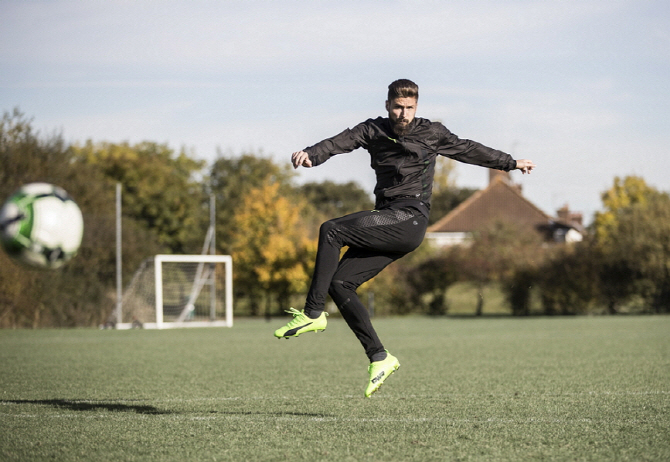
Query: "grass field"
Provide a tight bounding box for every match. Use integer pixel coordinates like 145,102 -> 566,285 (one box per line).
1,316 -> 668,461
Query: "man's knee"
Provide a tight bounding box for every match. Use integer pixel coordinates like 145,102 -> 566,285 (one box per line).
329,279 -> 355,306
319,219 -> 336,234
319,219 -> 339,243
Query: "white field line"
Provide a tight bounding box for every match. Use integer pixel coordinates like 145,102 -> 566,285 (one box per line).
1,413 -> 664,425
159,390 -> 670,401
1,390 -> 668,406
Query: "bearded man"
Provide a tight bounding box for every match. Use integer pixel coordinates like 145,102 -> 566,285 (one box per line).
274,79 -> 536,397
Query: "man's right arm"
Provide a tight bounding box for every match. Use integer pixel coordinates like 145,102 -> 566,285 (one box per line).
294,120 -> 373,169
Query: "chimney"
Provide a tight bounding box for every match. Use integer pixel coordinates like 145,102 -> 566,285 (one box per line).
489,169 -> 511,185
489,169 -> 521,193
557,205 -> 583,227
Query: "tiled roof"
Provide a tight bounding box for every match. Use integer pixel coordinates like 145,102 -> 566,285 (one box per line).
428,175 -> 550,233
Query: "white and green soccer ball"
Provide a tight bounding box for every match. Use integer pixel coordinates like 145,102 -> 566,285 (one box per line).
0,183 -> 84,269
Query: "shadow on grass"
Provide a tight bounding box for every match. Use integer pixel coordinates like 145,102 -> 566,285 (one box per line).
2,400 -> 334,418
3,399 -> 171,415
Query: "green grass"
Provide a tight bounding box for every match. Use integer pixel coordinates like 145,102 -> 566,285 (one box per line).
1,316 -> 668,461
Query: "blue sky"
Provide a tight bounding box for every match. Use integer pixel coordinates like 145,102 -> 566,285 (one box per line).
2,0 -> 669,224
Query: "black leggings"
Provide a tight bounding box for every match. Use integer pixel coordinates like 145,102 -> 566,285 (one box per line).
304,206 -> 428,360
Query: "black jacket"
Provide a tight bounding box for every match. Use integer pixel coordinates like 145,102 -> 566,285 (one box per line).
304,116 -> 516,216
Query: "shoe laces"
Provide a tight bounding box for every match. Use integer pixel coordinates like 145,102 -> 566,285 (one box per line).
282,307 -> 327,327
283,307 -> 308,327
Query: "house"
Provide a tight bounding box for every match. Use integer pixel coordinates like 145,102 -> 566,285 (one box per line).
426,170 -> 584,247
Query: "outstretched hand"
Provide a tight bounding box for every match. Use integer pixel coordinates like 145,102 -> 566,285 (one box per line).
291,151 -> 313,169
515,159 -> 536,174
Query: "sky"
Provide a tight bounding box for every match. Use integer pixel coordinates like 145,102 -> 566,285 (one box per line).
1,0 -> 669,224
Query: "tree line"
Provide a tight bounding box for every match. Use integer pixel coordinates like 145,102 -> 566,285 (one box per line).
1,109 -> 668,327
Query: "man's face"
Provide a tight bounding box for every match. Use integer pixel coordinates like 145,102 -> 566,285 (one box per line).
385,97 -> 417,136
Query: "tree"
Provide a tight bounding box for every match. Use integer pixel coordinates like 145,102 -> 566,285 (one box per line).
299,180 -> 374,225
0,110 -> 172,327
73,140 -> 208,253
592,176 -> 659,248
536,241 -> 599,315
209,151 -> 295,255
0,108 -> 73,193
230,181 -> 316,316
458,220 -> 545,315
626,194 -> 670,312
594,186 -> 670,313
587,176 -> 670,313
0,110 -> 126,326
399,248 -> 462,315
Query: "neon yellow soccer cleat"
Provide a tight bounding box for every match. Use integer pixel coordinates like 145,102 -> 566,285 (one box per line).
365,351 -> 400,397
274,308 -> 328,339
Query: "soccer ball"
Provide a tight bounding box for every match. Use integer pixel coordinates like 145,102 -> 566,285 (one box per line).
0,183 -> 84,269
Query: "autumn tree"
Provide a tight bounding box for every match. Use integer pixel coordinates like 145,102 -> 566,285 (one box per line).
230,181 -> 316,316
539,176 -> 670,315
592,176 -> 660,248
591,177 -> 670,313
209,151 -> 295,255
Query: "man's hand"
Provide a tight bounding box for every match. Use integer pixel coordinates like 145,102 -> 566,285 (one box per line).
291,151 -> 313,169
515,159 -> 536,174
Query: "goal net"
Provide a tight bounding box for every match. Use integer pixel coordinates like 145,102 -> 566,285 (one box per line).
117,254 -> 233,329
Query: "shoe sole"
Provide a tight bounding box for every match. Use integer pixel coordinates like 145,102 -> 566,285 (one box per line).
275,328 -> 326,339
365,362 -> 400,397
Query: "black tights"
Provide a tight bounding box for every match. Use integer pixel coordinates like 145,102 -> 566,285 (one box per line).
304,206 -> 427,361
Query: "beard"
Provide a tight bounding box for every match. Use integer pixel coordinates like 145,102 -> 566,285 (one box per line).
392,119 -> 412,137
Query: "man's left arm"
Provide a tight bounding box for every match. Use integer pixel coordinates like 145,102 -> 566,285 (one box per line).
436,125 -> 535,173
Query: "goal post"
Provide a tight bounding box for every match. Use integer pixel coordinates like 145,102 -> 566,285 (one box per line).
117,254 -> 233,329
154,254 -> 233,329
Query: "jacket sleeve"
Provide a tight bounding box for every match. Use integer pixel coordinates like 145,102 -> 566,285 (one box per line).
436,125 -> 516,171
303,121 -> 370,167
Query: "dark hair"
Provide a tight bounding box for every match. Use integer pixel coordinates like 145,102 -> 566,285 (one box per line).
387,79 -> 419,101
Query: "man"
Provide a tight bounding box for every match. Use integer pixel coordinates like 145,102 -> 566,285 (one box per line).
274,79 -> 535,397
